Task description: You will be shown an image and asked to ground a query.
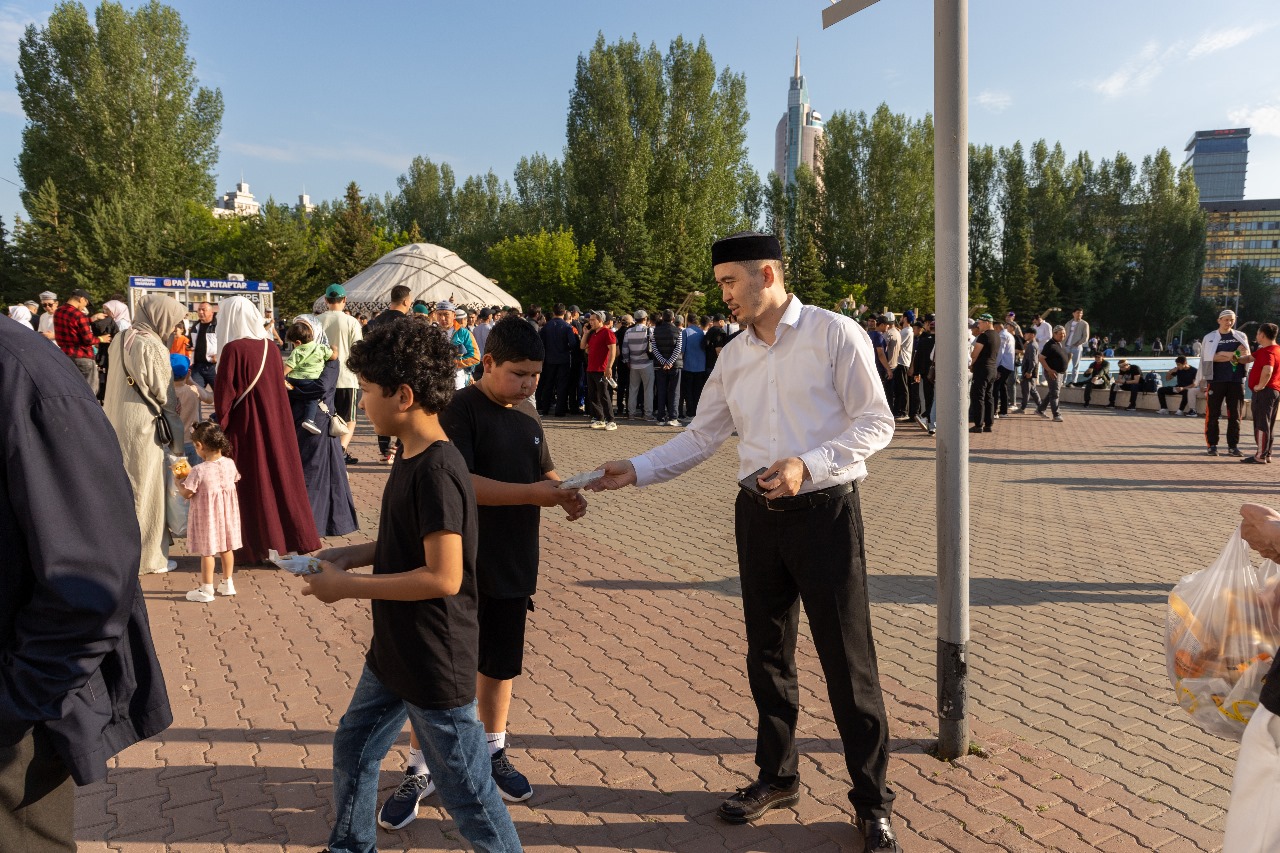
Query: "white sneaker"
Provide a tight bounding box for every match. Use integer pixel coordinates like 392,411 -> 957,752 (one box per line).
216,580 -> 236,596
301,420 -> 322,435
604,421 -> 618,431
589,420 -> 606,429
1157,408 -> 1168,414
666,419 -> 682,427
186,587 -> 215,603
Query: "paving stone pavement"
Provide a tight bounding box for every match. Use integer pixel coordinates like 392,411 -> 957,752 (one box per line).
74,401 -> 1271,851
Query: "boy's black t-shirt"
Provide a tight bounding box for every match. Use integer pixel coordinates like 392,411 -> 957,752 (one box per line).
367,440 -> 479,710
439,383 -> 553,598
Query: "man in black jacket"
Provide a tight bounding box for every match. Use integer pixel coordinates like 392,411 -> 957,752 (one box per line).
536,304 -> 577,416
0,319 -> 172,850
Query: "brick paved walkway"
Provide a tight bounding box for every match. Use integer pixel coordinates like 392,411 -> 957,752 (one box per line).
76,402 -> 1270,851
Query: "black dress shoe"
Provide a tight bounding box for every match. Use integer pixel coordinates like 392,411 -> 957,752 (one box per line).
716,779 -> 800,823
857,816 -> 903,852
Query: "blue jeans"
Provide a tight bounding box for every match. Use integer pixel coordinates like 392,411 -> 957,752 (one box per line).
327,666 -> 522,853
191,361 -> 217,391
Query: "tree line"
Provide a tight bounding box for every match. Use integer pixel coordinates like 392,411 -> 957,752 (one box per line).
1,1 -> 1218,339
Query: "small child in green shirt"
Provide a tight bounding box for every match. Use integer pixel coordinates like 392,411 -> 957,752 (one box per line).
284,321 -> 333,434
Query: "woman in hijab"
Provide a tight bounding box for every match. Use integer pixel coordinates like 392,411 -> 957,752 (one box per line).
286,313 -> 358,538
103,295 -> 187,574
103,297 -> 132,332
214,296 -> 319,563
7,304 -> 32,326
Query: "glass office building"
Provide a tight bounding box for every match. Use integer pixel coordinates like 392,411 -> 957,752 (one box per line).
1200,199 -> 1280,300
1184,128 -> 1249,203
773,42 -> 823,188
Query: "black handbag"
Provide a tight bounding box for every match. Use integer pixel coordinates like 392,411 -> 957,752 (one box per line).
120,330 -> 181,449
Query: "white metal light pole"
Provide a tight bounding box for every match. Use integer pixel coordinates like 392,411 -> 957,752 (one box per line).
823,0 -> 971,760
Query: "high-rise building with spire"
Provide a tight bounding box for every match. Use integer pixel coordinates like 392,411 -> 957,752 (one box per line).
774,40 -> 824,187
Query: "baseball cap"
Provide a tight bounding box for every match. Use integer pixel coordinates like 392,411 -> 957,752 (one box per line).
325,283 -> 346,300
1219,309 -> 1237,319
633,309 -> 648,320
882,311 -> 896,323
567,304 -> 580,314
977,313 -> 994,321
411,303 -> 431,314
69,288 -> 92,303
435,300 -> 456,312
924,313 -> 936,322
478,308 -> 491,320
170,353 -> 190,379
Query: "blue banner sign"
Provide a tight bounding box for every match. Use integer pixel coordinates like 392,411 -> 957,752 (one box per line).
129,276 -> 274,293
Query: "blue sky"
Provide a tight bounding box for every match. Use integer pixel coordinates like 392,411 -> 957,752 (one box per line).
0,0 -> 1276,230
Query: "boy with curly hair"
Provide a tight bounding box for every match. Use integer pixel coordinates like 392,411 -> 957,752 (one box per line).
302,320 -> 521,853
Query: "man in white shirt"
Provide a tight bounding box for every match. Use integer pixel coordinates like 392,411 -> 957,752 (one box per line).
892,314 -> 913,419
36,291 -> 58,341
317,283 -> 364,464
588,232 -> 902,853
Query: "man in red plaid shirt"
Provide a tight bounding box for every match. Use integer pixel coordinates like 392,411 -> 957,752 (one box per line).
54,289 -> 111,394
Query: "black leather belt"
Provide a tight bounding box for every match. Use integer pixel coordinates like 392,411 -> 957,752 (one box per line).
740,480 -> 855,512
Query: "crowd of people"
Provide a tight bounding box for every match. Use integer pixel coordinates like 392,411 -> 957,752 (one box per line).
8,251 -> 1280,852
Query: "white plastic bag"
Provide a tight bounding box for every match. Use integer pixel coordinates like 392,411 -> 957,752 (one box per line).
165,454 -> 190,539
1166,527 -> 1280,738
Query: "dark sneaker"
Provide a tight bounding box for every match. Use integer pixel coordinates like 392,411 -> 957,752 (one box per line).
1207,447 -> 1219,456
343,453 -> 358,465
1228,447 -> 1244,457
490,749 -> 533,802
377,773 -> 436,831
717,778 -> 800,823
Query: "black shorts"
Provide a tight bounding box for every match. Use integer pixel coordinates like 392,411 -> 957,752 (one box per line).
477,595 -> 533,680
333,388 -> 358,423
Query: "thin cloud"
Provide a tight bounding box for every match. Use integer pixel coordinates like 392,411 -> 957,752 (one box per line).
1093,40 -> 1183,98
0,4 -> 38,69
226,140 -> 412,172
1228,103 -> 1280,138
1188,25 -> 1269,60
976,90 -> 1011,113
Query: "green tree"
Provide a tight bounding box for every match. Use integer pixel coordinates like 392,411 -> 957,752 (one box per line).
17,1 -> 223,219
14,180 -> 76,297
390,156 -> 455,242
512,153 -> 567,235
582,251 -> 633,315
487,228 -> 594,309
323,182 -> 382,285
1228,264 -> 1273,328
787,165 -> 828,306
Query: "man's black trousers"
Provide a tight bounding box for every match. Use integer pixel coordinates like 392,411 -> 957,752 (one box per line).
970,375 -> 995,428
1206,380 -> 1245,449
995,365 -> 1013,414
0,726 -> 74,852
734,487 -> 894,821
536,361 -> 572,415
891,366 -> 910,417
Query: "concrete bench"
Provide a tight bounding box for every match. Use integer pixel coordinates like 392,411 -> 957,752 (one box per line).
1056,383 -> 1251,416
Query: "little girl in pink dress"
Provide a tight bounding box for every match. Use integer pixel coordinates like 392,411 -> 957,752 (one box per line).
180,421 -> 243,602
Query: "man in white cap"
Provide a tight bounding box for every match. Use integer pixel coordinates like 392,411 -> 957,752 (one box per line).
1200,308 -> 1251,456
36,291 -> 58,341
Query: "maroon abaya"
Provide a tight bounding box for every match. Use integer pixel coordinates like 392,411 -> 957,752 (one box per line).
214,338 -> 321,562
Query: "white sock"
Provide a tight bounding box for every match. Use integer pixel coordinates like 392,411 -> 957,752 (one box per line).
406,746 -> 429,777
486,731 -> 506,756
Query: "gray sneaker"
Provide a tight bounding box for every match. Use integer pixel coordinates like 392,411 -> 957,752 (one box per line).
1036,409 -> 1051,420
1052,415 -> 1064,422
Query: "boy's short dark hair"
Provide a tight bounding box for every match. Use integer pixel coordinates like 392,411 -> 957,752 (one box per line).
1262,323 -> 1279,341
286,321 -> 313,345
347,320 -> 456,414
485,315 -> 544,365
389,284 -> 412,303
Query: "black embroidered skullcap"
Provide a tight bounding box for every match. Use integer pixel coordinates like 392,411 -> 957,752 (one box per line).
711,231 -> 783,267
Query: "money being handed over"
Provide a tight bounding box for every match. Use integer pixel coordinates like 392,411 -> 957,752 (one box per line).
556,470 -> 605,490
269,549 -> 323,576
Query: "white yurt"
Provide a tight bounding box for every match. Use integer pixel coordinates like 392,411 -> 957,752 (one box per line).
341,243 -> 521,315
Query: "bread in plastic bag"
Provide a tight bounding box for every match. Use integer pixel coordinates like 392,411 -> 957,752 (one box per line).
1166,527 -> 1280,738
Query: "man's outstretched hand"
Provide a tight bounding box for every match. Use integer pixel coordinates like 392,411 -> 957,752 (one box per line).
1241,503 -> 1280,562
587,459 -> 638,491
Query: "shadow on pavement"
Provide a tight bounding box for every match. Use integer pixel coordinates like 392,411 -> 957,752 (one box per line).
580,575 -> 1169,605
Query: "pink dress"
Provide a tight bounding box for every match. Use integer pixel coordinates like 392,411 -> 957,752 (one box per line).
184,456 -> 243,556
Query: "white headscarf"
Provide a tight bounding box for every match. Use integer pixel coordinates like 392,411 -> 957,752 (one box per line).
8,304 -> 32,325
217,296 -> 270,345
103,299 -> 132,331
291,313 -> 329,347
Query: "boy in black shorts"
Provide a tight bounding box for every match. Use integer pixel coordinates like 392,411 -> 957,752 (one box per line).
377,316 -> 588,830
304,320 -> 521,853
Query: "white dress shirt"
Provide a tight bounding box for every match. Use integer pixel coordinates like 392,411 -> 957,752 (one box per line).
1034,321 -> 1052,346
631,296 -> 894,494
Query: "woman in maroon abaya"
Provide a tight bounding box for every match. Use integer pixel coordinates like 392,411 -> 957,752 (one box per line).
213,296 -> 320,562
